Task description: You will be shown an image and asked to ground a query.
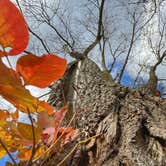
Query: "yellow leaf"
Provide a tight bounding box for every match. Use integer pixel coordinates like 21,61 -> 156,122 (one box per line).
5,162 -> 14,166
17,122 -> 42,143
0,146 -> 7,158
34,145 -> 47,159
0,126 -> 20,158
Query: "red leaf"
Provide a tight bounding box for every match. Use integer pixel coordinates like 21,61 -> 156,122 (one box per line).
16,54 -> 67,88
41,127 -> 79,145
57,127 -> 79,145
54,106 -> 68,129
0,0 -> 29,56
40,106 -> 67,144
42,127 -> 55,144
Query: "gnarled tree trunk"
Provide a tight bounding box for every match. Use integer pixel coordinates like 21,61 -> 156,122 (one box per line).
46,57 -> 166,166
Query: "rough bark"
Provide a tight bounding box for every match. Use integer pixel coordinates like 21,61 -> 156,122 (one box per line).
45,57 -> 166,166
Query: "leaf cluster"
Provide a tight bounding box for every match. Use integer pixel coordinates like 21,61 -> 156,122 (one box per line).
0,0 -> 78,165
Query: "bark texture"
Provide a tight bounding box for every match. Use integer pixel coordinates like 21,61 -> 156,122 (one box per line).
47,58 -> 166,166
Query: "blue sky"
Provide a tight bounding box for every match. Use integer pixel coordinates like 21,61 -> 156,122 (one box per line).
0,153 -> 18,166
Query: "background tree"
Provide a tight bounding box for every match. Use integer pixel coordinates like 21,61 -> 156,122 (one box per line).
11,0 -> 166,165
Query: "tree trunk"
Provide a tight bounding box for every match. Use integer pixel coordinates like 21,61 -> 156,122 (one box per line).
46,57 -> 166,166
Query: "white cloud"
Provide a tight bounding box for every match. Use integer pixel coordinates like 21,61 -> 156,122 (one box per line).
126,1 -> 166,80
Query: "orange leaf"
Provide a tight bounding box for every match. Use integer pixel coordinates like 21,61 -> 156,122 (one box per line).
10,109 -> 19,122
0,110 -> 10,122
0,59 -> 54,114
0,0 -> 29,56
17,145 -> 47,161
37,111 -> 55,129
16,54 -> 67,88
17,147 -> 31,161
38,101 -> 54,114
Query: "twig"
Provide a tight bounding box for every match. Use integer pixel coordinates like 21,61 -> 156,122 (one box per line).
5,56 -> 13,69
0,138 -> 17,166
26,108 -> 36,166
38,91 -> 52,99
57,143 -> 78,166
57,133 -> 102,166
83,0 -> 106,56
15,0 -> 50,54
34,111 -> 77,165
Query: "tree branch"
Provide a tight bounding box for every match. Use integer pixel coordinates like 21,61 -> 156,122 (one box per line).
83,0 -> 106,56
15,0 -> 50,54
117,12 -> 137,83
26,109 -> 36,166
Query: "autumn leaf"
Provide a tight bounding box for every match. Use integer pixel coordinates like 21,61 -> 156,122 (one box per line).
0,0 -> 29,56
17,122 -> 42,143
37,106 -> 67,130
54,106 -> 68,129
17,147 -> 31,161
37,111 -> 55,129
40,106 -> 79,145
42,127 -> 79,145
5,161 -> 13,166
0,126 -> 20,158
42,127 -> 55,144
34,145 -> 47,159
16,54 -> 67,88
0,59 -> 54,114
0,146 -> 7,159
38,101 -> 54,114
17,145 -> 47,161
57,127 -> 79,145
0,110 -> 10,122
10,109 -> 19,122
40,106 -> 68,144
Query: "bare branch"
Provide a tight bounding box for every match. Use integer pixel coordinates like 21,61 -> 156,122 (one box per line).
28,28 -> 50,53
99,34 -> 107,71
15,0 -> 50,54
83,0 -> 106,56
118,12 -> 137,83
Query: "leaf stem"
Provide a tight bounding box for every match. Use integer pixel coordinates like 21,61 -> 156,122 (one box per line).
38,91 -> 51,99
57,133 -> 102,166
5,56 -> 13,69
